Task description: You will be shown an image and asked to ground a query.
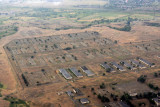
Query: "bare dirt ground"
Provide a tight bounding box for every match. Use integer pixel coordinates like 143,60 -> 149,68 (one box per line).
131,99 -> 150,107
0,21 -> 160,106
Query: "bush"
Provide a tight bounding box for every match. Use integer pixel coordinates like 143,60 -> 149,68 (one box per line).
97,94 -> 110,103
154,73 -> 158,77
120,93 -> 132,101
100,83 -> 105,89
91,88 -> 94,91
64,47 -> 72,50
137,75 -> 146,83
0,83 -> 3,88
82,85 -> 86,88
148,83 -> 159,91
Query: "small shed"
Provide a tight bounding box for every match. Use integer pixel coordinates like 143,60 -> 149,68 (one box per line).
80,98 -> 89,104
66,91 -> 74,97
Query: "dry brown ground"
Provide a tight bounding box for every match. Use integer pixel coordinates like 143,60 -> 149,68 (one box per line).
0,98 -> 10,107
131,99 -> 150,107
0,21 -> 159,106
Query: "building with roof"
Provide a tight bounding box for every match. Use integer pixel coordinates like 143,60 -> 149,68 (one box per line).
81,66 -> 94,76
130,59 -> 146,69
100,63 -> 116,73
130,59 -> 139,67
73,88 -> 83,96
69,67 -> 83,78
80,98 -> 90,104
121,61 -> 136,70
139,58 -> 155,67
59,69 -> 72,79
66,91 -> 74,97
111,62 -> 126,71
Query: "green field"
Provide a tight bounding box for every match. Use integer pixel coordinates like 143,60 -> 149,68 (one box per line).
0,5 -> 158,34
0,26 -> 18,39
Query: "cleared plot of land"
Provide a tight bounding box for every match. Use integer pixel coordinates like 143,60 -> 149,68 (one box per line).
5,31 -> 128,87
4,26 -> 160,88
115,81 -> 153,94
125,39 -> 160,56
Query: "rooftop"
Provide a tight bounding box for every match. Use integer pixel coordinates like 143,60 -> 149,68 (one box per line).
139,58 -> 154,67
81,66 -> 94,76
59,69 -> 72,79
66,91 -> 74,97
81,66 -> 88,71
80,98 -> 89,104
122,61 -> 135,70
111,62 -> 125,71
130,59 -> 139,66
100,63 -> 115,72
70,67 -> 83,78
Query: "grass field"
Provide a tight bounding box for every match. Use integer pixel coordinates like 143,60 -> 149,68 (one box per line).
0,26 -> 18,39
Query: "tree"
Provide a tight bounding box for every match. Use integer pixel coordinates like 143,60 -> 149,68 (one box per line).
106,68 -> 111,72
103,73 -> 106,76
54,44 -> 58,48
137,75 -> 146,83
114,40 -> 118,44
91,88 -> 94,91
0,83 -> 3,88
64,47 -> 72,50
31,56 -> 34,59
154,73 -> 158,77
101,96 -> 110,102
120,93 -> 132,101
100,83 -> 105,89
82,85 -> 86,88
73,45 -> 76,49
97,94 -> 101,99
14,26 -> 18,32
62,56 -> 65,59
97,94 -> 110,103
41,69 -> 45,72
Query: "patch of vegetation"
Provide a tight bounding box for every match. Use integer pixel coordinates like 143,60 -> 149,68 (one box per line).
97,94 -> 110,103
108,17 -> 133,32
148,83 -> 159,91
0,83 -> 3,97
108,24 -> 131,32
144,22 -> 160,27
82,85 -> 86,88
110,93 -> 118,101
0,92 -> 2,97
99,83 -> 106,89
137,75 -> 147,83
120,93 -> 134,107
135,92 -> 157,106
154,71 -> 160,77
138,102 -> 146,106
0,26 -> 18,39
121,93 -> 132,101
0,83 -> 3,88
64,47 -> 72,50
22,74 -> 29,86
4,96 -> 29,107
